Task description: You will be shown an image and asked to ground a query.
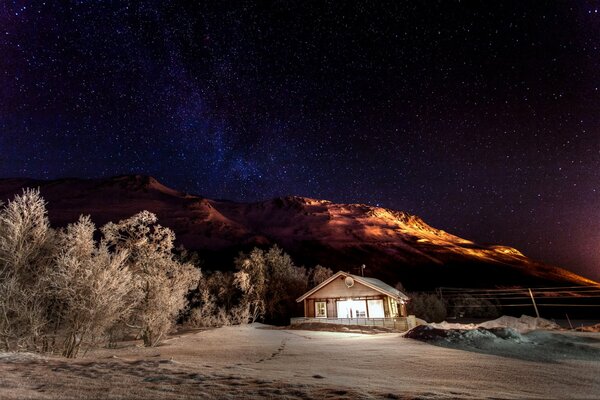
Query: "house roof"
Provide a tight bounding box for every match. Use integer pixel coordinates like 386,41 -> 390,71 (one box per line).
296,271 -> 409,302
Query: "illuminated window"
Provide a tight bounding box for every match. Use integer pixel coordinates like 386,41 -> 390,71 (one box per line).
390,300 -> 398,317
367,299 -> 385,318
315,301 -> 327,318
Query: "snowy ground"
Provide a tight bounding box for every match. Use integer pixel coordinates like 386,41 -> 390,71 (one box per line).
1,324 -> 599,399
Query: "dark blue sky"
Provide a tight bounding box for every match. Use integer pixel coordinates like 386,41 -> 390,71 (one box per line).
1,1 -> 599,280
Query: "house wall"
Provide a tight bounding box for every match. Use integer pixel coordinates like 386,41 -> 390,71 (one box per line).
306,299 -> 315,317
305,275 -> 382,299
326,300 -> 337,318
305,298 -> 339,318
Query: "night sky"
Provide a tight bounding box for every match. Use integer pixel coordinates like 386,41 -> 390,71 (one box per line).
1,1 -> 599,280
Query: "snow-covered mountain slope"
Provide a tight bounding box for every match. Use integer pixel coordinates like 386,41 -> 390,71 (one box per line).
0,175 -> 595,289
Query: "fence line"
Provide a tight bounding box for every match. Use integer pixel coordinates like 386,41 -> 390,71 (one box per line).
427,285 -> 600,315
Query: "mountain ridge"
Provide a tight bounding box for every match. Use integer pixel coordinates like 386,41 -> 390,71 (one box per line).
0,175 -> 595,290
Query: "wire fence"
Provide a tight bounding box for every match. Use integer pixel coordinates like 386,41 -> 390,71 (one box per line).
426,285 -> 600,317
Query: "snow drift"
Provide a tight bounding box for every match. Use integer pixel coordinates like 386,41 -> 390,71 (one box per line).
405,315 -> 600,363
428,315 -> 561,333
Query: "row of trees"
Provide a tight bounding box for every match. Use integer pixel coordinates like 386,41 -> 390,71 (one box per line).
0,189 -> 334,357
0,189 -> 200,357
187,248 -> 333,327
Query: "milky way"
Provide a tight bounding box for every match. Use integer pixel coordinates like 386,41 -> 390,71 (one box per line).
1,1 -> 599,280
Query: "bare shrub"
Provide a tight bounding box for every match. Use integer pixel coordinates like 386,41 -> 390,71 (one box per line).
205,271 -> 238,310
309,265 -> 333,286
263,246 -> 308,323
102,211 -> 200,346
228,303 -> 252,325
186,295 -> 231,328
234,245 -> 308,324
234,249 -> 267,323
186,271 -> 235,328
0,189 -> 54,352
0,193 -> 203,354
52,216 -> 136,358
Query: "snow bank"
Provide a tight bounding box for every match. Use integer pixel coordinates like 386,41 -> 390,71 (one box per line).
479,315 -> 560,332
405,325 -> 531,346
404,316 -> 600,363
429,315 -> 560,333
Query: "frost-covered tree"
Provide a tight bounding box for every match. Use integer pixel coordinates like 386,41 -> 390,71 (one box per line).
186,270 -> 239,328
0,189 -> 55,351
186,285 -> 232,328
206,270 -> 238,311
309,264 -> 333,286
52,216 -> 136,358
101,211 -> 200,347
263,246 -> 307,322
234,248 -> 267,323
234,245 -> 308,324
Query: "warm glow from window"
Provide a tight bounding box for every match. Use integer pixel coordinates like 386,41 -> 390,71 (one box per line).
315,301 -> 327,318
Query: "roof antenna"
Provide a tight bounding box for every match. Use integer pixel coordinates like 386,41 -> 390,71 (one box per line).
361,264 -> 366,277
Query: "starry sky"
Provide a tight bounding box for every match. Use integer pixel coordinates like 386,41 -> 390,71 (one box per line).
1,1 -> 599,280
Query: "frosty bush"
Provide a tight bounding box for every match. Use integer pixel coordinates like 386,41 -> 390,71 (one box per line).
0,190 -> 201,355
0,189 -> 54,352
233,258 -> 265,323
102,211 -> 200,347
234,245 -> 308,324
186,291 -> 232,328
308,264 -> 333,286
186,271 -> 235,328
52,216 -> 136,358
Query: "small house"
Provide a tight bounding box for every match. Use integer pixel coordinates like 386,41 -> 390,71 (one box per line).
295,271 -> 409,321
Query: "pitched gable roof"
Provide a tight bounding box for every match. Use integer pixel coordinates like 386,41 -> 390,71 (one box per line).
355,275 -> 409,300
296,271 -> 409,302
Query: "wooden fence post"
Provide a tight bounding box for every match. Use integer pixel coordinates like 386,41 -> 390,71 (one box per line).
528,288 -> 540,318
